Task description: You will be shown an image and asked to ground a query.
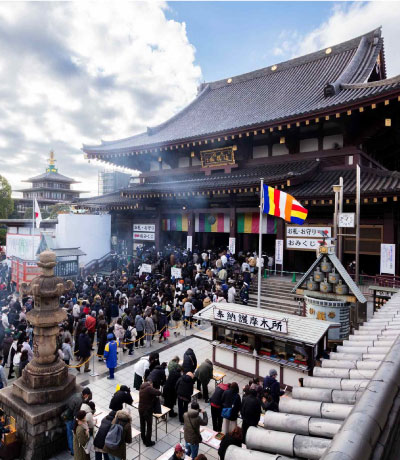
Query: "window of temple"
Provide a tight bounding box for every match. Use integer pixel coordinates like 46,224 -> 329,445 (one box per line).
253,145 -> 269,159
272,143 -> 289,156
323,134 -> 343,150
149,161 -> 160,171
192,156 -> 201,166
178,156 -> 190,168
299,138 -> 318,152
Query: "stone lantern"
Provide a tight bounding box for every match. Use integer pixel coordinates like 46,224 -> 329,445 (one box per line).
0,250 -> 78,459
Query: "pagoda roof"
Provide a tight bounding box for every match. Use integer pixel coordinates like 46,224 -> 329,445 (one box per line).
82,28 -> 400,155
24,171 -> 79,183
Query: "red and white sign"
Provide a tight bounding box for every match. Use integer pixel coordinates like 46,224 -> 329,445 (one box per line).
133,232 -> 155,241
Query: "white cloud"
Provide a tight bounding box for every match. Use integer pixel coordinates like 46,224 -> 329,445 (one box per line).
274,2 -> 400,77
0,1 -> 201,197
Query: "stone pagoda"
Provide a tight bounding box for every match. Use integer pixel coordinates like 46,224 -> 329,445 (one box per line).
0,250 -> 78,459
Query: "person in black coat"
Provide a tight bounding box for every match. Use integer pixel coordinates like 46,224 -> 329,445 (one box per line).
176,372 -> 194,424
109,385 -> 133,412
93,410 -> 116,460
147,363 -> 167,390
163,365 -> 182,417
263,369 -> 285,404
241,389 -> 262,441
221,382 -> 241,434
182,348 -> 197,373
77,328 -> 91,372
218,426 -> 243,460
210,383 -> 229,432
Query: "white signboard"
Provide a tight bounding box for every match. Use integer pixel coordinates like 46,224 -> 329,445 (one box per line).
286,238 -> 320,251
133,232 -> 155,241
338,213 -> 355,228
275,239 -> 284,264
140,263 -> 152,274
133,224 -> 155,232
213,306 -> 288,334
187,236 -> 192,252
380,244 -> 395,275
171,267 -> 182,279
6,234 -> 40,260
228,237 -> 236,255
286,226 -> 331,237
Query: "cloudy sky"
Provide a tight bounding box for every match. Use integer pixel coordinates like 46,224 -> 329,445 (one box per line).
0,1 -> 399,198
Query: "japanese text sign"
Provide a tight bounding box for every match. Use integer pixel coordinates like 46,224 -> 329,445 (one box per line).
213,307 -> 288,334
286,226 -> 331,237
133,232 -> 155,241
286,238 -> 320,250
133,224 -> 155,232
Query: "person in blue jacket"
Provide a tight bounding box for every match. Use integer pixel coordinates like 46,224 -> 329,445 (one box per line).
104,333 -> 118,380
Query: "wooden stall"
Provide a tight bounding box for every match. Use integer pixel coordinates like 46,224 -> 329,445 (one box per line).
194,303 -> 334,389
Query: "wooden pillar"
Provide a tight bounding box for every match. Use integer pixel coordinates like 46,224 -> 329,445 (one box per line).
230,206 -> 236,237
154,212 -> 161,252
188,211 -> 195,238
383,211 -> 395,243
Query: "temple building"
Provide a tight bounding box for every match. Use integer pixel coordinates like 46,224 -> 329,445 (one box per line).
80,28 -> 400,274
15,151 -> 84,215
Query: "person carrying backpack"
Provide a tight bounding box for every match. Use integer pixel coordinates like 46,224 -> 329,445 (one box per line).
103,410 -> 132,460
104,334 -> 118,380
263,369 -> 284,405
94,410 -> 116,460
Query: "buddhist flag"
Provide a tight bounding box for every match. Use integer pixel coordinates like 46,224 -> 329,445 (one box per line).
34,199 -> 42,228
263,185 -> 308,225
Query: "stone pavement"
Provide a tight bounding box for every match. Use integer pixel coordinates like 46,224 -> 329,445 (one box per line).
50,329 -> 250,460
49,331 -> 248,460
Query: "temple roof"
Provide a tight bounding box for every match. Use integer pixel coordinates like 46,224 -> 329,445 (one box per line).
24,171 -> 79,183
82,28 -> 400,155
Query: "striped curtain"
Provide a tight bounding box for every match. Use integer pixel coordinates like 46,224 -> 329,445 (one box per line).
195,213 -> 230,233
237,212 -> 277,234
161,215 -> 189,232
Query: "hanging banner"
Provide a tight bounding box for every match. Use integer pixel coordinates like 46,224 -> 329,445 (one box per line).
275,239 -> 284,265
187,235 -> 192,252
228,237 -> 236,254
171,267 -> 182,279
380,244 -> 395,275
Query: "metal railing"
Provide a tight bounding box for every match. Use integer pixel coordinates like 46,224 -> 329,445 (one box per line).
81,251 -> 114,277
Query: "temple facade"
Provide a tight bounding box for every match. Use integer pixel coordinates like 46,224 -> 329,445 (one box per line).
15,151 -> 84,215
80,28 -> 400,274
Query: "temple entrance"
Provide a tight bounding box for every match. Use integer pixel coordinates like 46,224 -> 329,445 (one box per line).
194,232 -> 229,252
160,231 -> 187,249
237,233 -> 276,256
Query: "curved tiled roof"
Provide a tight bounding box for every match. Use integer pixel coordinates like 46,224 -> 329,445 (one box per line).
24,171 -> 78,183
82,29 -> 400,155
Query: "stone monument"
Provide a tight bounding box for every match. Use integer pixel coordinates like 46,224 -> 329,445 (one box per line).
0,250 -> 78,459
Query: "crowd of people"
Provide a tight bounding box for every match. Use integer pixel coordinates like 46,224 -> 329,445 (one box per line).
64,345 -> 284,460
0,245 -> 284,460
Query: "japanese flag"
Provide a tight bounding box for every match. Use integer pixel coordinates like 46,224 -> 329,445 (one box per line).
34,199 -> 42,228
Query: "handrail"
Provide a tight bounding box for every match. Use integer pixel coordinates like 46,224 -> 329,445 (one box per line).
81,251 -> 114,277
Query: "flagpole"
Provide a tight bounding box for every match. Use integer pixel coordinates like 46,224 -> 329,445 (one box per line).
257,179 -> 264,309
32,197 -> 35,260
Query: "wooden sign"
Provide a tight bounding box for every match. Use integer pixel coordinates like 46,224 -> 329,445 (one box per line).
200,147 -> 235,168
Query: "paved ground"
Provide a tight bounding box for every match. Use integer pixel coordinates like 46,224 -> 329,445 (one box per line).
50,326 -> 251,460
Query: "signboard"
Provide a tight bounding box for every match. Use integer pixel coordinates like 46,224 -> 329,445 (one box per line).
140,263 -> 152,274
200,146 -> 235,168
213,306 -> 288,334
338,213 -> 355,228
133,232 -> 155,241
380,244 -> 395,275
187,236 -> 192,252
228,237 -> 236,255
6,234 -> 40,260
171,267 -> 182,279
275,239 -> 284,264
286,226 -> 331,237
133,224 -> 155,232
286,238 -> 320,250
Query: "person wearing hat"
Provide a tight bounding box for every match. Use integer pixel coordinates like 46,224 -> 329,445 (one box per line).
239,283 -> 249,305
104,333 -> 118,380
227,282 -> 236,303
169,443 -> 185,460
263,369 -> 285,405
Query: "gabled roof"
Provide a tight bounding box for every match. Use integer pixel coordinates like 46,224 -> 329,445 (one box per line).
292,247 -> 367,303
24,171 -> 79,183
82,29 -> 399,155
193,302 -> 332,345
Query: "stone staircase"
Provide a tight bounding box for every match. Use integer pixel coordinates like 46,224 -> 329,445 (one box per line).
243,276 -> 303,315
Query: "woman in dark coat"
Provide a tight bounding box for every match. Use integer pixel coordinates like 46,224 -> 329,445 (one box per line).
218,426 -> 243,460
182,348 -> 197,373
94,410 -> 115,460
221,382 -> 241,434
241,389 -> 262,441
163,364 -> 182,417
97,314 -> 108,359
